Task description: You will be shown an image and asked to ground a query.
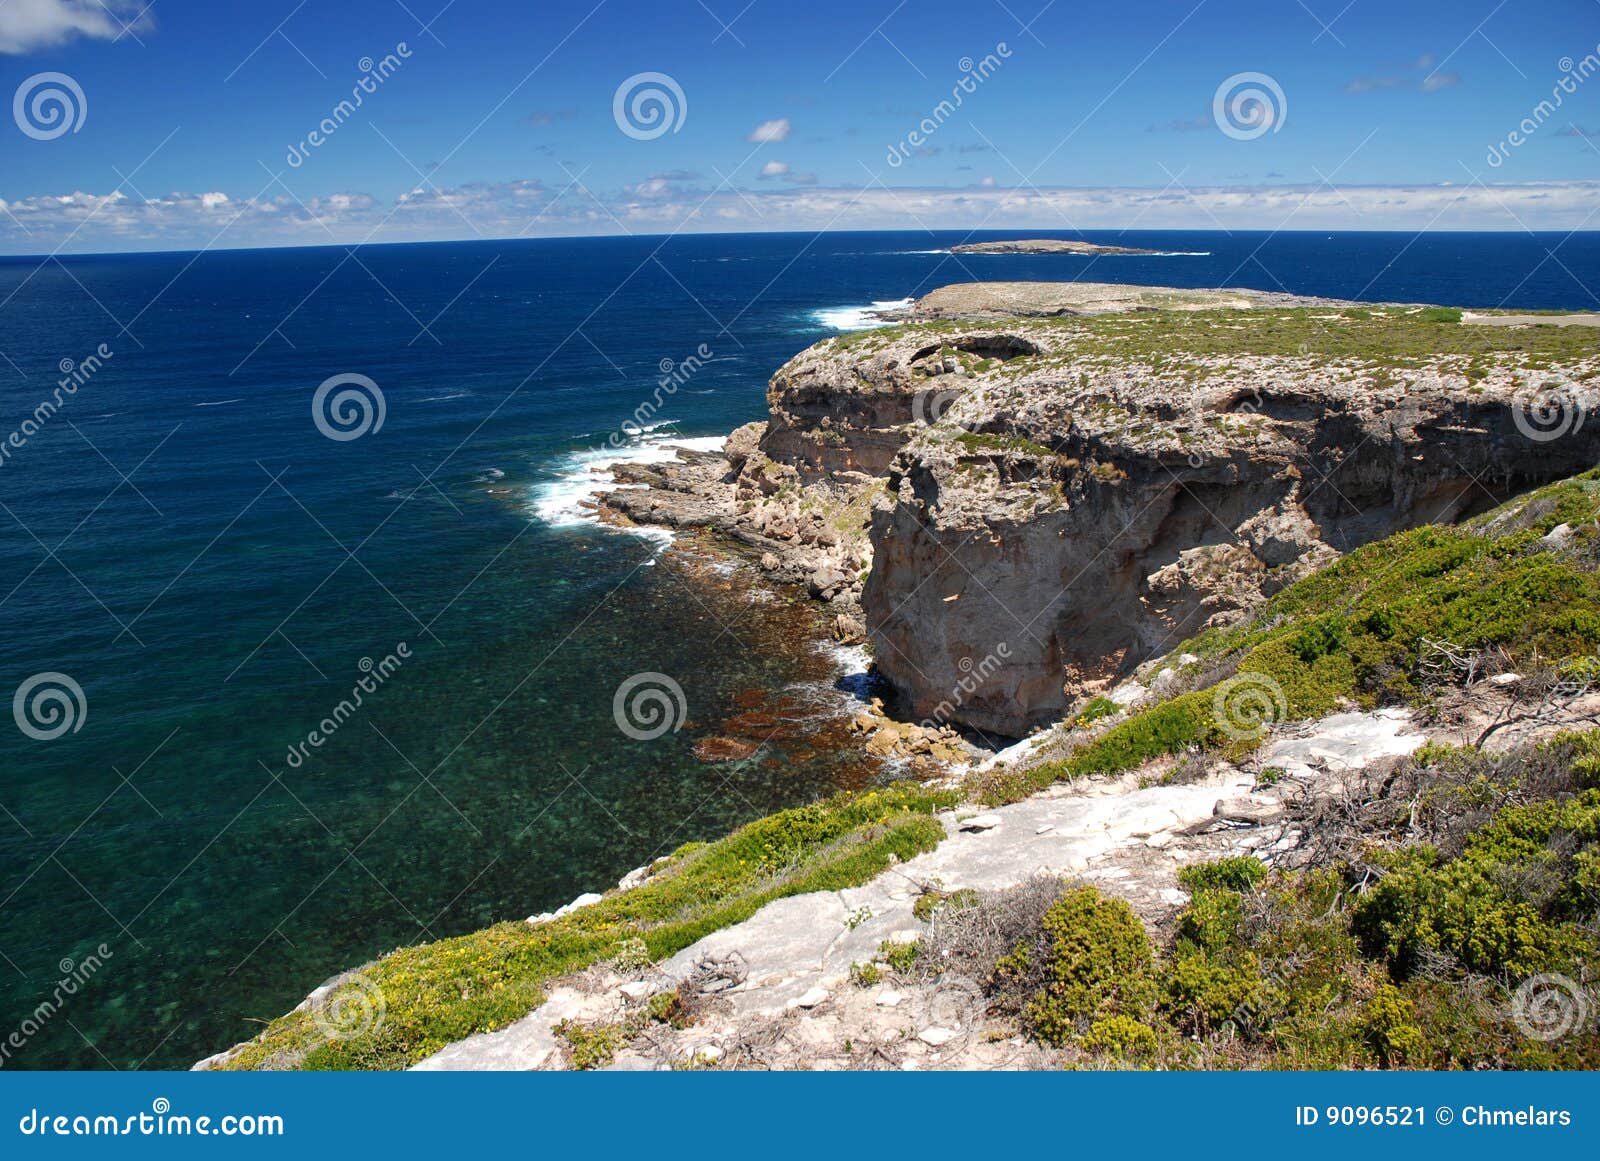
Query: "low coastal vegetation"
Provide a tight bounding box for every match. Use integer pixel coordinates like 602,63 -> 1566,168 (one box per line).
217,784 -> 954,1070
828,304 -> 1600,374
918,733 -> 1600,1069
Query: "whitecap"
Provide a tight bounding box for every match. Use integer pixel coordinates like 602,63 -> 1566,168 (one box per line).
194,398 -> 243,408
810,297 -> 914,331
528,432 -> 726,544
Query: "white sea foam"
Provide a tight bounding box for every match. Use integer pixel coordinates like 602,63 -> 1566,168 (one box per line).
529,431 -> 726,543
810,297 -> 914,331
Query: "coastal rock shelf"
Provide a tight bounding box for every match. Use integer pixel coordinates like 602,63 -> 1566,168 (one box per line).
603,282 -> 1600,736
410,705 -> 1426,1071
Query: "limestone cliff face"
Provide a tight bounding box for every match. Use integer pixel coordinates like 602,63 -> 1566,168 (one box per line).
754,296 -> 1600,736
610,285 -> 1600,738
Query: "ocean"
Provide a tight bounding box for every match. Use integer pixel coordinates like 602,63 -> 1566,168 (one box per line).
2,228 -> 1598,1069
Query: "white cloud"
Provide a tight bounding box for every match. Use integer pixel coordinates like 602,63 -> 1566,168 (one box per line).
5,179 -> 1600,253
746,117 -> 791,143
758,160 -> 789,178
0,0 -> 151,54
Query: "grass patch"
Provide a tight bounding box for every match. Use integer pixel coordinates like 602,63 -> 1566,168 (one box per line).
218,783 -> 955,1070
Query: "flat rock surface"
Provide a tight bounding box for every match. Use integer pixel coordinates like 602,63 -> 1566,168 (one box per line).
411,707 -> 1426,1071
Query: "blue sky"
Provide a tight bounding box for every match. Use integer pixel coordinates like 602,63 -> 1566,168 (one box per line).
0,0 -> 1597,252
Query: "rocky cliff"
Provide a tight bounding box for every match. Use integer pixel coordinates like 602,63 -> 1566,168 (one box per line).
604,284 -> 1600,738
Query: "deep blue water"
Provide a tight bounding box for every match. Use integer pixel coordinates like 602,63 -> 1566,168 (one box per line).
1,228 -> 1598,1069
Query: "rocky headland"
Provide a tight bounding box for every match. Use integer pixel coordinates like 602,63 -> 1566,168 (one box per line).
207,282 -> 1600,1073
601,283 -> 1600,738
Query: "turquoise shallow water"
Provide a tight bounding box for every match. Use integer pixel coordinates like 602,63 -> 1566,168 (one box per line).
2,228 -> 1599,1068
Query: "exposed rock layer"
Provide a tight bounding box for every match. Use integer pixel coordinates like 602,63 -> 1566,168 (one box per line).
603,284 -> 1600,736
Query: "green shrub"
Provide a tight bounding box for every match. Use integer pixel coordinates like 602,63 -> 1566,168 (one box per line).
1163,949 -> 1264,1035
556,1020 -> 626,1070
1174,889 -> 1246,954
1081,1015 -> 1159,1060
1001,887 -> 1156,1045
879,939 -> 920,974
219,782 -> 955,1070
1352,792 -> 1600,979
849,961 -> 881,987
1075,696 -> 1119,725
1358,985 -> 1426,1067
1178,856 -> 1267,894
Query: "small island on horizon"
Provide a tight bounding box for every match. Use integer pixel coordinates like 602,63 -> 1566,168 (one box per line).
949,238 -> 1166,256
